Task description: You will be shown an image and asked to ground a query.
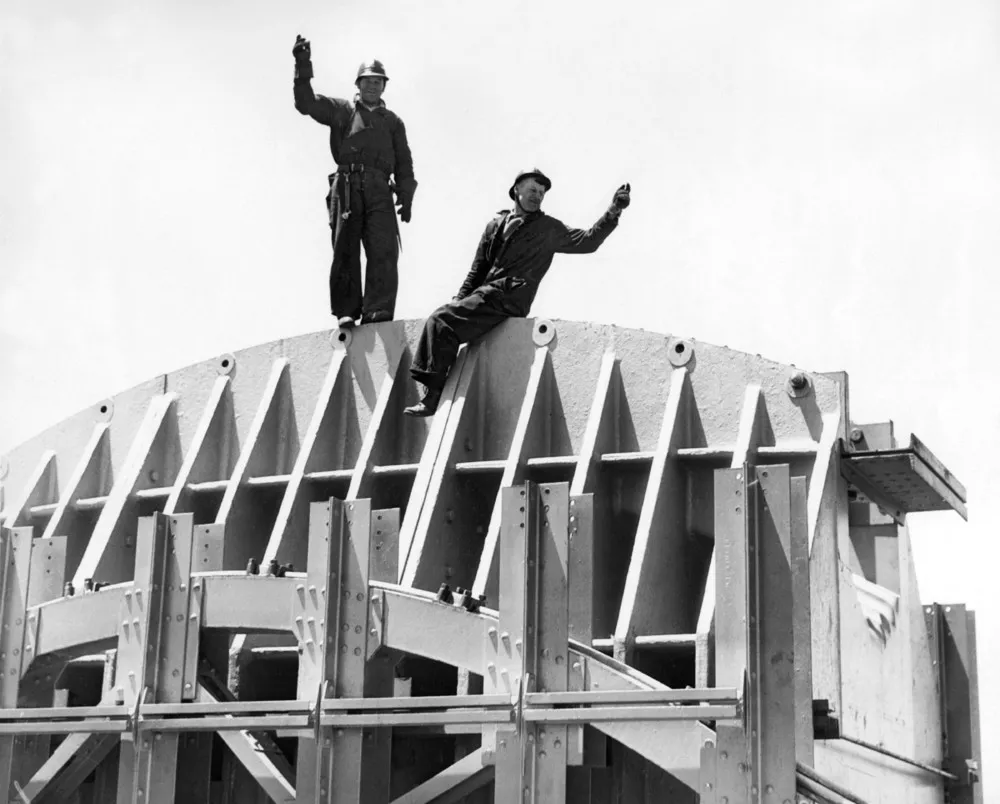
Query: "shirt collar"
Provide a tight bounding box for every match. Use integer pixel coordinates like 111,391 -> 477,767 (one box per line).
354,94 -> 386,111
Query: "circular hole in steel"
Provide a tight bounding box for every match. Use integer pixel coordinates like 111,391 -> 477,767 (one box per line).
674,343 -> 685,354
338,332 -> 348,342
100,405 -> 108,414
221,359 -> 230,369
539,324 -> 548,334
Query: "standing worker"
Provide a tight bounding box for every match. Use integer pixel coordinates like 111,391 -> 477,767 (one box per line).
404,169 -> 631,417
292,35 -> 417,328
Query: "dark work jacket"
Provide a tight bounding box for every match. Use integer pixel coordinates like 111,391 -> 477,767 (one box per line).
293,67 -> 417,204
455,208 -> 620,315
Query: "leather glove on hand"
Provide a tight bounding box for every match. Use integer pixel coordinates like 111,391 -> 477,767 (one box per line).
611,183 -> 631,212
396,198 -> 412,223
292,35 -> 312,62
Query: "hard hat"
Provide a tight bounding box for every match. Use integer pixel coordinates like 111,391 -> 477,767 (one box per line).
508,168 -> 552,200
356,60 -> 389,84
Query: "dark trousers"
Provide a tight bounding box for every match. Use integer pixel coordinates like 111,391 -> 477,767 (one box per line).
328,172 -> 399,319
411,290 -> 517,391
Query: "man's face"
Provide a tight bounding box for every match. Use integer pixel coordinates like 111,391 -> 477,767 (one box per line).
514,178 -> 547,212
358,76 -> 385,105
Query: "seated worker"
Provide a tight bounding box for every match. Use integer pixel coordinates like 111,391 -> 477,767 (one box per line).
404,169 -> 631,417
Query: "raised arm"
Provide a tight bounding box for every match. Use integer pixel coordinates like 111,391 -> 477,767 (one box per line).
292,35 -> 336,126
554,183 -> 631,254
454,221 -> 498,300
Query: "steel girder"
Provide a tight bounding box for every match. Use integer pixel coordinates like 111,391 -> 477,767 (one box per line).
0,318 -> 980,804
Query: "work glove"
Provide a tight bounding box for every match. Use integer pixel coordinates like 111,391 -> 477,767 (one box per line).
396,197 -> 412,223
611,183 -> 631,211
292,35 -> 312,63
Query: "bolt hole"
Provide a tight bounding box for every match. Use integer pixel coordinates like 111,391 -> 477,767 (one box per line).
100,405 -> 108,414
221,359 -> 230,368
674,343 -> 685,354
538,324 -> 548,334
338,332 -> 347,342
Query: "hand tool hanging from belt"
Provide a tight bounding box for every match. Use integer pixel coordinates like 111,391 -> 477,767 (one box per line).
326,166 -> 403,253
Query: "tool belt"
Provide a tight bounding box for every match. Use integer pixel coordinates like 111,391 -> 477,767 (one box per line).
335,161 -> 391,179
326,165 -> 397,229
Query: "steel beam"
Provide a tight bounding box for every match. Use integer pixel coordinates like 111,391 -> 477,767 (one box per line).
389,749 -> 494,804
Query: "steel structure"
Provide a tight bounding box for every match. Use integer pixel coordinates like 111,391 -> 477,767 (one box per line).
0,318 -> 981,803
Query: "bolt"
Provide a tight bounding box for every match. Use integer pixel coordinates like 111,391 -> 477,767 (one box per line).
850,428 -> 864,444
789,372 -> 808,391
765,785 -> 774,793
720,750 -> 728,760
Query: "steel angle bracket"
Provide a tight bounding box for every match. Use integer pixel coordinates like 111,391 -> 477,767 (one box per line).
366,588 -> 386,661
20,608 -> 40,679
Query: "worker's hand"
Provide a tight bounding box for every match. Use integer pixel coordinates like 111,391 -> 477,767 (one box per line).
396,198 -> 412,223
292,35 -> 312,62
611,183 -> 631,211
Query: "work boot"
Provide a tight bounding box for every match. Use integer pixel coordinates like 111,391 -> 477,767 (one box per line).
403,387 -> 442,417
336,315 -> 357,329
361,310 -> 393,325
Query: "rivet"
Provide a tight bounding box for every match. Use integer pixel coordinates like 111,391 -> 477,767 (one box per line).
354,647 -> 361,656
720,750 -> 728,760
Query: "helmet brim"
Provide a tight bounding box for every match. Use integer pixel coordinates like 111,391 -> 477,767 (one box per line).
508,172 -> 552,200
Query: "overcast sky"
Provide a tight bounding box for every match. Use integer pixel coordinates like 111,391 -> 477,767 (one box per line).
2,0 -> 998,791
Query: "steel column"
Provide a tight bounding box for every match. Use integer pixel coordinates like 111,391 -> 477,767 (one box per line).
0,527 -> 33,800
295,498 -> 391,803
113,513 -> 200,802
488,481 -> 571,803
705,466 -> 798,803
925,603 -> 984,803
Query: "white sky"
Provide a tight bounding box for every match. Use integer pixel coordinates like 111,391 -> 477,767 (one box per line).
2,0 -> 998,792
